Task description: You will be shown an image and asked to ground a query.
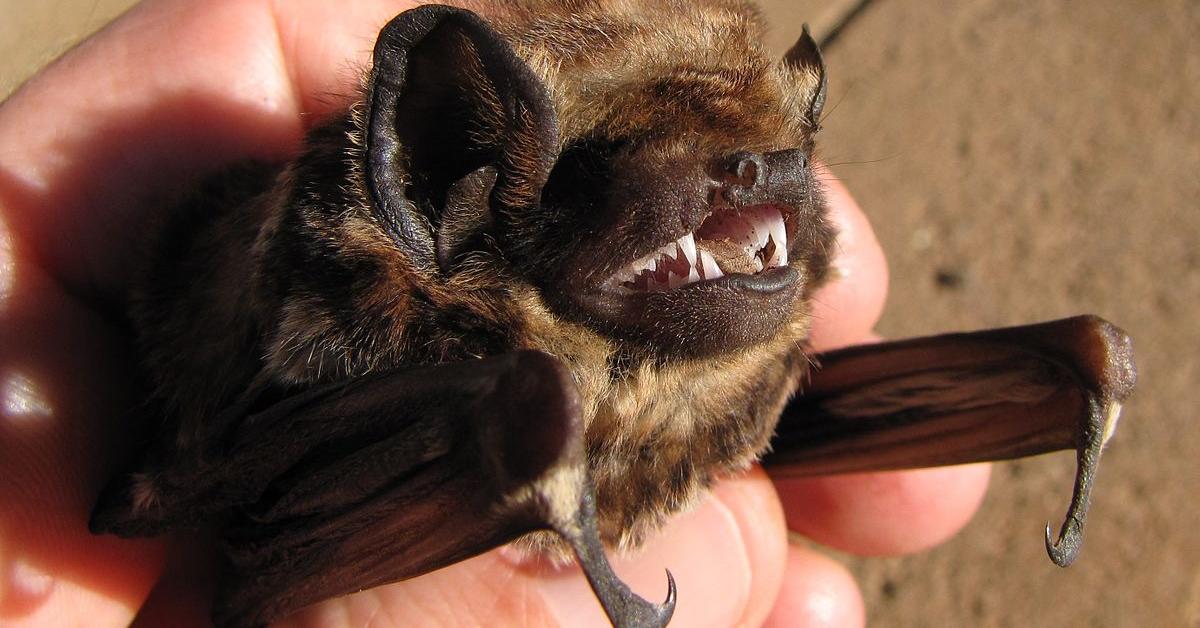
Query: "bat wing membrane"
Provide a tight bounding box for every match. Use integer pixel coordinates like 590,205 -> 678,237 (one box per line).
92,351 -> 674,628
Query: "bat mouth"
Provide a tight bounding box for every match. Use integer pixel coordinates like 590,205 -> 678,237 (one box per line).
540,146 -> 828,356
601,203 -> 794,293
570,201 -> 805,356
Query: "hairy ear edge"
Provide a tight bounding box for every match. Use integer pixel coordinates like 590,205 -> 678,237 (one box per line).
782,24 -> 827,128
365,5 -> 559,273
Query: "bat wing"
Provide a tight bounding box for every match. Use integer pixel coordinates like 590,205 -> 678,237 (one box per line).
764,315 -> 1136,566
92,351 -> 673,628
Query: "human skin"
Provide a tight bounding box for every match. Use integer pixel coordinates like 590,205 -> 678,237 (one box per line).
0,1 -> 991,626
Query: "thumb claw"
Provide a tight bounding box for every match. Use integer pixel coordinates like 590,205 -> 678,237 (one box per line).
548,473 -> 677,627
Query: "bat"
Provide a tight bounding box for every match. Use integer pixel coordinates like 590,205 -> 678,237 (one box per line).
87,2 -> 1137,626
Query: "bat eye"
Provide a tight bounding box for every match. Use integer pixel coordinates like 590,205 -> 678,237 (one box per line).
540,138 -> 623,209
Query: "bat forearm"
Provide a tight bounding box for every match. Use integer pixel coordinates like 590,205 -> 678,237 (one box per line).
765,315 -> 1136,566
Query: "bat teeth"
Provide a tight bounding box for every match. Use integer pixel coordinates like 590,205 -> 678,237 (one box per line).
766,210 -> 788,268
693,203 -> 791,275
699,250 -> 723,280
612,226 -> 752,292
677,233 -> 697,267
741,205 -> 785,262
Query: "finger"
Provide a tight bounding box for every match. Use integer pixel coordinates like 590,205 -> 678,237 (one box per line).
775,464 -> 992,556
787,177 -> 990,556
0,221 -> 167,625
807,171 -> 889,351
762,543 -> 864,628
127,532 -> 219,628
0,0 -> 419,295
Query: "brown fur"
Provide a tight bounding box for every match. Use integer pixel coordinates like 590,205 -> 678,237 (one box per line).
131,0 -> 831,550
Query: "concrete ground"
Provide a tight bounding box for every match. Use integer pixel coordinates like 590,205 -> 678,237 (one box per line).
3,1 -> 1196,626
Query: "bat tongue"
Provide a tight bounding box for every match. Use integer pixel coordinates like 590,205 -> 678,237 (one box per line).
697,238 -> 760,275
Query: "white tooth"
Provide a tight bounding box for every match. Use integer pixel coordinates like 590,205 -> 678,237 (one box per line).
645,257 -> 658,273
700,250 -> 723,280
686,265 -> 701,285
753,257 -> 764,273
765,235 -> 788,269
764,237 -> 780,269
768,208 -> 788,267
677,233 -> 697,266
752,210 -> 772,251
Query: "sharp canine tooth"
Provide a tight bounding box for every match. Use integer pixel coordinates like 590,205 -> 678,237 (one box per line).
754,211 -> 771,250
768,208 -> 788,267
687,265 -> 700,285
646,257 -> 658,273
770,236 -> 788,267
700,250 -> 723,280
764,236 -> 781,269
678,233 -> 697,266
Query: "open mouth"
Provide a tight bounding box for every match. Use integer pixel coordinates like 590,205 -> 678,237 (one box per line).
603,204 -> 792,293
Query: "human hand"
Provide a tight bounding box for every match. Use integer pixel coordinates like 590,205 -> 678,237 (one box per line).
0,1 -> 989,625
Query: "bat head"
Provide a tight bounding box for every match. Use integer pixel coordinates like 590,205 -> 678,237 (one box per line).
364,4 -> 833,359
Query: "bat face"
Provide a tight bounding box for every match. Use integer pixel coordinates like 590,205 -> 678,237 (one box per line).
487,2 -> 835,357
535,136 -> 832,356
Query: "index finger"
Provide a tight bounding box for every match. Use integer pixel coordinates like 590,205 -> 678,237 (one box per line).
0,0 -> 417,298
807,171 -> 889,351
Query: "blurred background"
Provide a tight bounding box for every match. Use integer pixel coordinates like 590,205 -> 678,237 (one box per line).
2,0 -> 1196,626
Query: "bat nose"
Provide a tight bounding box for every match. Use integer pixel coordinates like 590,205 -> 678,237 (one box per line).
710,148 -> 809,207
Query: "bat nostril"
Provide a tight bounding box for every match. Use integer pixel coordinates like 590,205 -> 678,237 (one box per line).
727,151 -> 767,188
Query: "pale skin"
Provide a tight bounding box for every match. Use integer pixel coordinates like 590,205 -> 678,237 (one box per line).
0,1 -> 991,626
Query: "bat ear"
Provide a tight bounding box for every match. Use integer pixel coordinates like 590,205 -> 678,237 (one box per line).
365,6 -> 560,272
783,25 -> 827,128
